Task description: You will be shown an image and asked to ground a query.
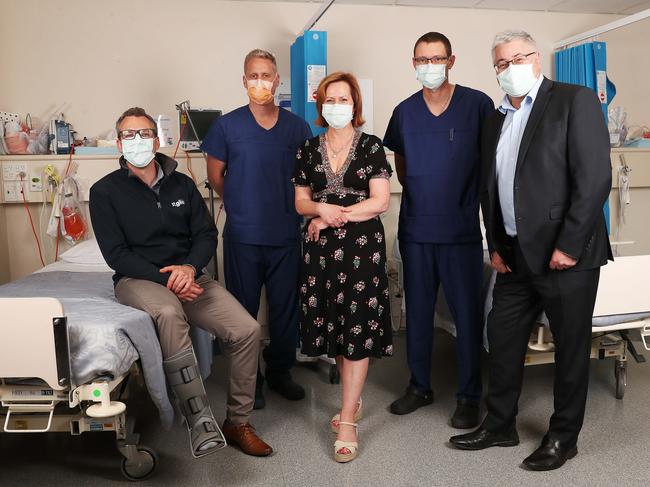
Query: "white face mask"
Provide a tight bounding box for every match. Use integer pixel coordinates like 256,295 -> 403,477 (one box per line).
415,63 -> 447,90
322,103 -> 354,129
121,134 -> 155,168
497,64 -> 538,98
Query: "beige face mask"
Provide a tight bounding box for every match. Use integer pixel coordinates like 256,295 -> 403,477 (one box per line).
247,79 -> 275,105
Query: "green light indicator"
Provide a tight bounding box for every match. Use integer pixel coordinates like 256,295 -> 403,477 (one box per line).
93,389 -> 101,398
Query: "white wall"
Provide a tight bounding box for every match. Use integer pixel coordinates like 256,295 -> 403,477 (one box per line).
1,0 -> 618,138
601,17 -> 650,132
0,0 -> 623,281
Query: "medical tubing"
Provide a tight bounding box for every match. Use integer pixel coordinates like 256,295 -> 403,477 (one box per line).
63,143 -> 75,178
55,147 -> 76,258
55,187 -> 62,260
216,203 -> 224,226
40,168 -> 59,264
172,119 -> 188,160
39,182 -> 50,264
55,214 -> 61,261
19,174 -> 46,267
185,152 -> 197,184
39,174 -> 48,261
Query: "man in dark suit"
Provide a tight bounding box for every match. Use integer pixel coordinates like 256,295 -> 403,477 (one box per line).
449,30 -> 612,471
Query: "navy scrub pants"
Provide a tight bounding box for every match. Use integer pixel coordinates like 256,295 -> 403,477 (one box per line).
223,239 -> 300,374
400,240 -> 484,401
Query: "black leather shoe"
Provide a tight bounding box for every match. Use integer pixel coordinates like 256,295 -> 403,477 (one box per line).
389,385 -> 433,415
522,436 -> 578,471
266,370 -> 305,401
449,426 -> 519,450
451,398 -> 480,429
253,372 -> 265,410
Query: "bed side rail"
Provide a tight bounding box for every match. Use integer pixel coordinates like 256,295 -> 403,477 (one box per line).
639,320 -> 650,351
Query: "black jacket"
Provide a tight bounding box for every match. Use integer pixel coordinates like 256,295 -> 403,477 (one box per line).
89,153 -> 216,286
480,78 -> 613,275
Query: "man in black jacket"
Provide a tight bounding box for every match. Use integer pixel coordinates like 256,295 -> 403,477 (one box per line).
90,107 -> 273,458
450,31 -> 612,471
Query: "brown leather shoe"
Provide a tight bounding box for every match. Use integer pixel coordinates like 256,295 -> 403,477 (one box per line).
222,420 -> 273,457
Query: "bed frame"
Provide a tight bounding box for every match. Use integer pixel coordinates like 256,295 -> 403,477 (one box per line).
0,297 -> 157,481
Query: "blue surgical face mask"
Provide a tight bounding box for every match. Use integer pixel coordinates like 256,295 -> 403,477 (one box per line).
121,134 -> 155,168
415,63 -> 446,90
497,64 -> 538,98
322,103 -> 354,129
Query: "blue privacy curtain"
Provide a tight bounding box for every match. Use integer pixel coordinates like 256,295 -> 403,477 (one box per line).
554,41 -> 616,233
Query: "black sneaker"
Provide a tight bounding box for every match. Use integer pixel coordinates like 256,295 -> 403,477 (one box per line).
253,371 -> 265,410
266,370 -> 305,401
450,398 -> 480,429
389,385 -> 434,415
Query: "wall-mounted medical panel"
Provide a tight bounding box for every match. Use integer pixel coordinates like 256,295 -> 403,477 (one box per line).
291,30 -> 327,136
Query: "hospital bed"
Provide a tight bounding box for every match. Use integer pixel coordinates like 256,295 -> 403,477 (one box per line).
392,236 -> 650,399
0,242 -> 217,481
0,261 -> 168,480
522,254 -> 650,399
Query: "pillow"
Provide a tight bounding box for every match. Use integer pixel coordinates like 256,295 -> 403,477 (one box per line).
59,238 -> 107,265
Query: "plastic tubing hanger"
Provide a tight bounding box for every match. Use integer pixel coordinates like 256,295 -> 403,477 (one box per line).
615,153 -> 631,242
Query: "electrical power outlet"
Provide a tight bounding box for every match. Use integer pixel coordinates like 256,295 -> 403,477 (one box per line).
14,162 -> 27,180
2,163 -> 14,181
29,173 -> 43,192
16,180 -> 29,201
2,162 -> 28,181
2,181 -> 29,202
3,181 -> 18,202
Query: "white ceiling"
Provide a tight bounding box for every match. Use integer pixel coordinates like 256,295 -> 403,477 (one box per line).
229,0 -> 650,14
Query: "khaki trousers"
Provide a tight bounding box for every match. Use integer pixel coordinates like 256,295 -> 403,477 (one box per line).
115,274 -> 260,423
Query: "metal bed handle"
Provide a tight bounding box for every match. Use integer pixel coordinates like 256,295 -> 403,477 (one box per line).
641,322 -> 650,351
3,401 -> 55,433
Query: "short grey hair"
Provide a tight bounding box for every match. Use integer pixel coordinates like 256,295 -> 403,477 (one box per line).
492,30 -> 538,57
244,49 -> 277,72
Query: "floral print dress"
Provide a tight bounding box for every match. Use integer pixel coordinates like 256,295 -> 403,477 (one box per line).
292,131 -> 393,360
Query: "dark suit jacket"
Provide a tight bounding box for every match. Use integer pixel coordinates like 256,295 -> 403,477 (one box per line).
480,77 -> 613,275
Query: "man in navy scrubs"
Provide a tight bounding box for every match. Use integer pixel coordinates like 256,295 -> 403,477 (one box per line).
203,49 -> 312,408
383,32 -> 494,428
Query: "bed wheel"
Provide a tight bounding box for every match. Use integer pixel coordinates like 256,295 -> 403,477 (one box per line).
615,360 -> 627,400
329,364 -> 340,384
120,445 -> 157,481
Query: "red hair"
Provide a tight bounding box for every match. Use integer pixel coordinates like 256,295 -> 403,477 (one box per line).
315,72 -> 365,128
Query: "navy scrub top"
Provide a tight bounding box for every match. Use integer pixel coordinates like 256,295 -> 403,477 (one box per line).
201,105 -> 312,246
383,85 -> 494,244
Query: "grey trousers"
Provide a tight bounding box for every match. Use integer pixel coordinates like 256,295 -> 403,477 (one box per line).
115,274 -> 260,423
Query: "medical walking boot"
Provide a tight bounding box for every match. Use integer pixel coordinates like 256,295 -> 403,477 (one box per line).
164,347 -> 226,458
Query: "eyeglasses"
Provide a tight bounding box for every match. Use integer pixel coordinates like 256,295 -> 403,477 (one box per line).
119,128 -> 157,140
246,73 -> 276,80
413,55 -> 449,65
494,52 -> 537,73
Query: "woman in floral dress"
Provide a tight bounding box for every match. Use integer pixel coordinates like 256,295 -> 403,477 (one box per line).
293,72 -> 392,463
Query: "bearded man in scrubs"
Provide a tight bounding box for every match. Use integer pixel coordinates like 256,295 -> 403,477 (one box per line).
203,49 -> 312,408
383,32 -> 494,428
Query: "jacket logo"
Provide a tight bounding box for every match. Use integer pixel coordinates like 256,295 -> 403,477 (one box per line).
171,199 -> 185,208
